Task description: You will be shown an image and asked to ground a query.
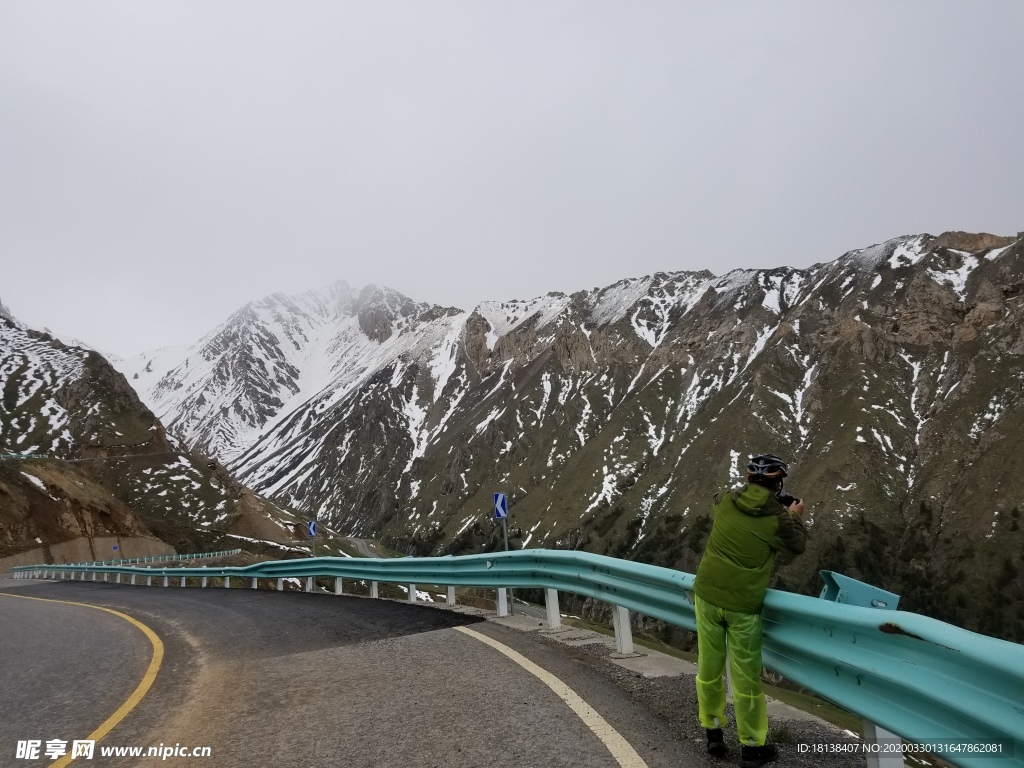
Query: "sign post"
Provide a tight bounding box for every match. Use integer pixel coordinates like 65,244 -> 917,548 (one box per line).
494,492 -> 512,615
307,520 -> 317,558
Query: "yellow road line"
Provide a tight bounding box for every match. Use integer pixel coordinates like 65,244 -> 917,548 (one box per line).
454,625 -> 648,768
0,592 -> 164,767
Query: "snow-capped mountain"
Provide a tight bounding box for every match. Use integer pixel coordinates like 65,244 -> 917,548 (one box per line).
0,308 -> 303,562
123,231 -> 1024,640
119,281 -> 440,463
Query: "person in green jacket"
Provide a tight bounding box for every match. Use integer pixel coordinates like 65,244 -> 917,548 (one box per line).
692,453 -> 808,768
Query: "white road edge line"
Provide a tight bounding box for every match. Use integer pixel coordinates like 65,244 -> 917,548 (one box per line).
454,625 -> 649,768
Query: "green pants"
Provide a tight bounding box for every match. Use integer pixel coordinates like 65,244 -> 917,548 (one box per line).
694,594 -> 768,746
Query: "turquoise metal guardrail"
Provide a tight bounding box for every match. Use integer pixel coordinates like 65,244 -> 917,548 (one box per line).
17,549 -> 1024,768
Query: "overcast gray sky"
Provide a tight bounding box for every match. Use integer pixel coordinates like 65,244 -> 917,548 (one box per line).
2,1 -> 1022,356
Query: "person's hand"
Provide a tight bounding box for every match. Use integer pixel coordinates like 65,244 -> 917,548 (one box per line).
788,499 -> 805,518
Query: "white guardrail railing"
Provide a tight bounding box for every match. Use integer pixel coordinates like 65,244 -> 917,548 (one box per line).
12,549 -> 1024,768
57,549 -> 242,567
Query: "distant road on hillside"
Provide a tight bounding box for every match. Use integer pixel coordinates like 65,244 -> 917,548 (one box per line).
349,537 -> 384,558
0,577 -> 708,768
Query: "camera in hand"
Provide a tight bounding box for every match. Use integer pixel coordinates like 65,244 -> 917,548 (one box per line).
776,491 -> 800,508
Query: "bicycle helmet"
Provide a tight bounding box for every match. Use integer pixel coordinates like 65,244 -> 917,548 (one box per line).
746,453 -> 788,481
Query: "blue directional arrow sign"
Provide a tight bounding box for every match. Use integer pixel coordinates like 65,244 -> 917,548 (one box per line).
493,492 -> 508,519
307,520 -> 317,537
112,544 -> 119,551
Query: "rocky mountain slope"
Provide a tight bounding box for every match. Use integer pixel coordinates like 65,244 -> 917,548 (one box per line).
0,308 -> 304,563
122,232 -> 1024,641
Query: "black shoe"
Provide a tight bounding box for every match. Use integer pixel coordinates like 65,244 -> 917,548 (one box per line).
705,728 -> 728,758
740,743 -> 778,768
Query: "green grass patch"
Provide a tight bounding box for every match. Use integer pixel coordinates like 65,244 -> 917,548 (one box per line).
761,684 -> 862,733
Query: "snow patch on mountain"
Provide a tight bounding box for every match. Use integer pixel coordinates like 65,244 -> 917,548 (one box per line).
476,295 -> 571,343
927,251 -> 979,301
0,319 -> 86,456
588,277 -> 656,326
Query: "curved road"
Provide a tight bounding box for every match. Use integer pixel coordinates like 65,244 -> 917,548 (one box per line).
1,577 -> 710,768
348,538 -> 384,558
0,592 -> 151,752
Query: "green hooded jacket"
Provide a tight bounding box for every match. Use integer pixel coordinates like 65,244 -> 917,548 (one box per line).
692,483 -> 808,614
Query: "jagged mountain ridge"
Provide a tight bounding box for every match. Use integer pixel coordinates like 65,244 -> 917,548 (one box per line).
123,232 -> 1024,639
121,280 -> 442,464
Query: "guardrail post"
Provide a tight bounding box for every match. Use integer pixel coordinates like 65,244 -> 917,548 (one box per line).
180,576 -> 187,587
818,571 -> 905,768
130,574 -> 136,585
147,575 -> 152,586
611,604 -> 634,655
370,581 -> 379,598
115,573 -> 121,584
201,576 -> 207,588
276,578 -> 284,591
408,584 -> 417,604
862,722 -> 905,768
334,577 -> 343,595
497,588 -> 509,617
163,576 -> 169,587
545,589 -> 561,629
224,576 -> 231,589
103,573 -> 108,582
305,576 -> 313,593
91,572 -> 97,581
446,585 -> 456,606
251,577 -> 257,589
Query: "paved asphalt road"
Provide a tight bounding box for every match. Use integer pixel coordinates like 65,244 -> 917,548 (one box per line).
0,577 -> 710,768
